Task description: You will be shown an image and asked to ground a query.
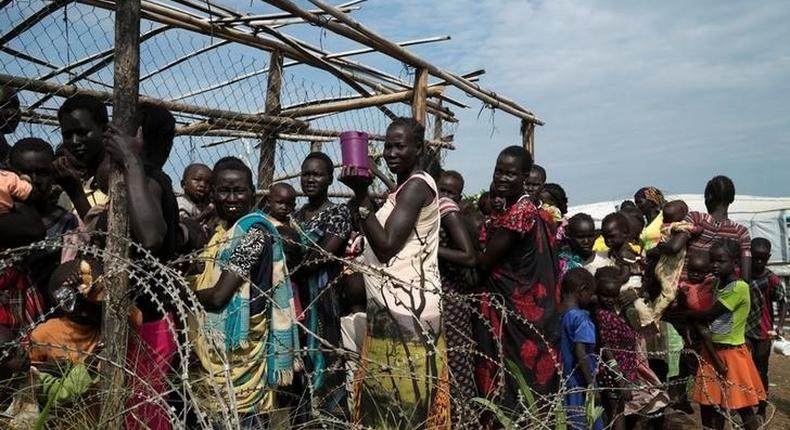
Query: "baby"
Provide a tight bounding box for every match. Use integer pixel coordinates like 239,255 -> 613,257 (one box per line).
266,182 -> 302,268
651,200 -> 701,321
0,170 -> 34,214
177,163 -> 214,222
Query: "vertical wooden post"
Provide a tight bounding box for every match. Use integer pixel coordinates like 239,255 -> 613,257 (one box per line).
521,119 -> 535,158
412,68 -> 429,125
258,50 -> 283,190
101,0 -> 139,428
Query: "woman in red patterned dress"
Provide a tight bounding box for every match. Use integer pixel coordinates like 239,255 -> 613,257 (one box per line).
475,146 -> 560,411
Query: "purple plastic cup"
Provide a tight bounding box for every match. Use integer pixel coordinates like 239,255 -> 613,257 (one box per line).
339,130 -> 372,179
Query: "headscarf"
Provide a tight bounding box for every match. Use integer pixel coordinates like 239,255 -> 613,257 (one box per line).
634,186 -> 665,208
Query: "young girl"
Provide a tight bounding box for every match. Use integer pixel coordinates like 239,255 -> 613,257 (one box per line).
560,268 -> 603,430
689,239 -> 765,430
594,267 -> 668,430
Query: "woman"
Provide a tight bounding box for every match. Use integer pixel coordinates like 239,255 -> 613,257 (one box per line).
634,186 -> 666,251
436,170 -> 477,427
292,151 -> 353,413
192,157 -> 300,427
475,146 -> 560,410
343,117 -> 448,429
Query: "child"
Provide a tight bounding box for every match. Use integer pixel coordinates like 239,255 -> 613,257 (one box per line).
177,163 -> 213,221
265,182 -> 301,267
651,200 -> 700,322
688,239 -> 765,430
600,212 -> 652,329
560,268 -> 603,430
594,267 -> 668,430
524,163 -> 546,203
745,237 -> 786,418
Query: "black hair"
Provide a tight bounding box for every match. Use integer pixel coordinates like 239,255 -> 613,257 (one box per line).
705,175 -> 735,206
440,170 -> 465,189
213,156 -> 254,190
711,238 -> 740,260
302,151 -> 334,175
498,145 -> 534,174
542,182 -> 567,215
601,212 -> 629,231
57,94 -> 109,126
182,163 -> 211,181
530,164 -> 547,182
270,182 -> 296,195
9,137 -> 54,166
137,102 -> 175,169
595,266 -> 624,285
387,117 -> 425,146
561,267 -> 595,296
567,213 -> 594,232
620,200 -> 637,210
751,237 -> 771,253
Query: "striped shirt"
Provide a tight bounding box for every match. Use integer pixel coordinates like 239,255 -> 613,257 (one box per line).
683,212 -> 750,280
438,196 -> 460,218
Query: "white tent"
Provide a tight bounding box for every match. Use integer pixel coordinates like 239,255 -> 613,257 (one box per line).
569,195 -> 790,275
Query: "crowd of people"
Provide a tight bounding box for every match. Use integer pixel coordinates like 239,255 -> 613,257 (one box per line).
0,86 -> 787,430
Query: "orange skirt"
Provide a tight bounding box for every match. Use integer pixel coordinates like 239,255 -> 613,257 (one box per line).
692,344 -> 766,409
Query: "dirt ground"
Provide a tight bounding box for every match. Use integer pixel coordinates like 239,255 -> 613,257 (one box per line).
666,353 -> 790,429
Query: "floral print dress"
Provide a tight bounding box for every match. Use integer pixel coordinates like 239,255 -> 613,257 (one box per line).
475,196 -> 560,409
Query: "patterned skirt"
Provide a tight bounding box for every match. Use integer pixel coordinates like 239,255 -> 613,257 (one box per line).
352,299 -> 450,429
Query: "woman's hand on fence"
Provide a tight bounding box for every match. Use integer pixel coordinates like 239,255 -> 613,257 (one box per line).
102,123 -> 142,170
52,152 -> 84,191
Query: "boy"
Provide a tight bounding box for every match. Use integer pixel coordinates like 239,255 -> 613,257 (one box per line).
177,163 -> 213,221
745,238 -> 787,418
53,94 -> 109,219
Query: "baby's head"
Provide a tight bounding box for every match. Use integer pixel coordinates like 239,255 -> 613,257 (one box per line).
662,200 -> 689,224
267,182 -> 296,223
181,163 -> 212,203
595,266 -> 625,309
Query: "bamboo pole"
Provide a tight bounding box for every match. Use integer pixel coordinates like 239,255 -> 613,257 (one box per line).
280,86 -> 442,118
412,68 -> 429,125
267,0 -> 543,124
521,119 -> 535,158
0,74 -> 307,131
100,1 -> 139,428
259,50 -> 284,190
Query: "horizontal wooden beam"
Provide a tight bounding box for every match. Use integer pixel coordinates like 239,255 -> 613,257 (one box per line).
0,73 -> 307,130
280,86 -> 443,117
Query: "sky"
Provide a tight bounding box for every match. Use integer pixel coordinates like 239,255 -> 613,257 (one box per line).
3,0 -> 789,204
352,0 -> 790,204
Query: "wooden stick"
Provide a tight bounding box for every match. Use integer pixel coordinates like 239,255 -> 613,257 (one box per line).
280,86 -> 441,118
521,119 -> 535,159
0,74 -> 307,130
259,50 -> 283,189
412,68 -> 429,125
100,1 -> 139,428
270,0 -> 543,124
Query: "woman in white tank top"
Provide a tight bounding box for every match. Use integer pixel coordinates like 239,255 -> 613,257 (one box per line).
342,117 -> 448,429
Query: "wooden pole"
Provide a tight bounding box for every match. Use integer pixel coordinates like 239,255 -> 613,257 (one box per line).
281,86 -> 441,118
521,119 -> 535,159
0,74 -> 306,131
259,50 -> 283,190
412,68 -> 429,125
100,1 -> 139,428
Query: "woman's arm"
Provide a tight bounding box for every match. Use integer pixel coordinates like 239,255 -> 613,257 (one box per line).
687,300 -> 728,322
0,203 -> 46,247
357,179 -> 432,262
476,227 -> 517,272
657,231 -> 689,255
438,211 -> 476,267
196,271 -> 245,312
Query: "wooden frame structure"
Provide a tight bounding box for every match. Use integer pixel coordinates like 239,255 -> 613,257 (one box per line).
2,1 -> 543,186
1,2 -> 543,427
